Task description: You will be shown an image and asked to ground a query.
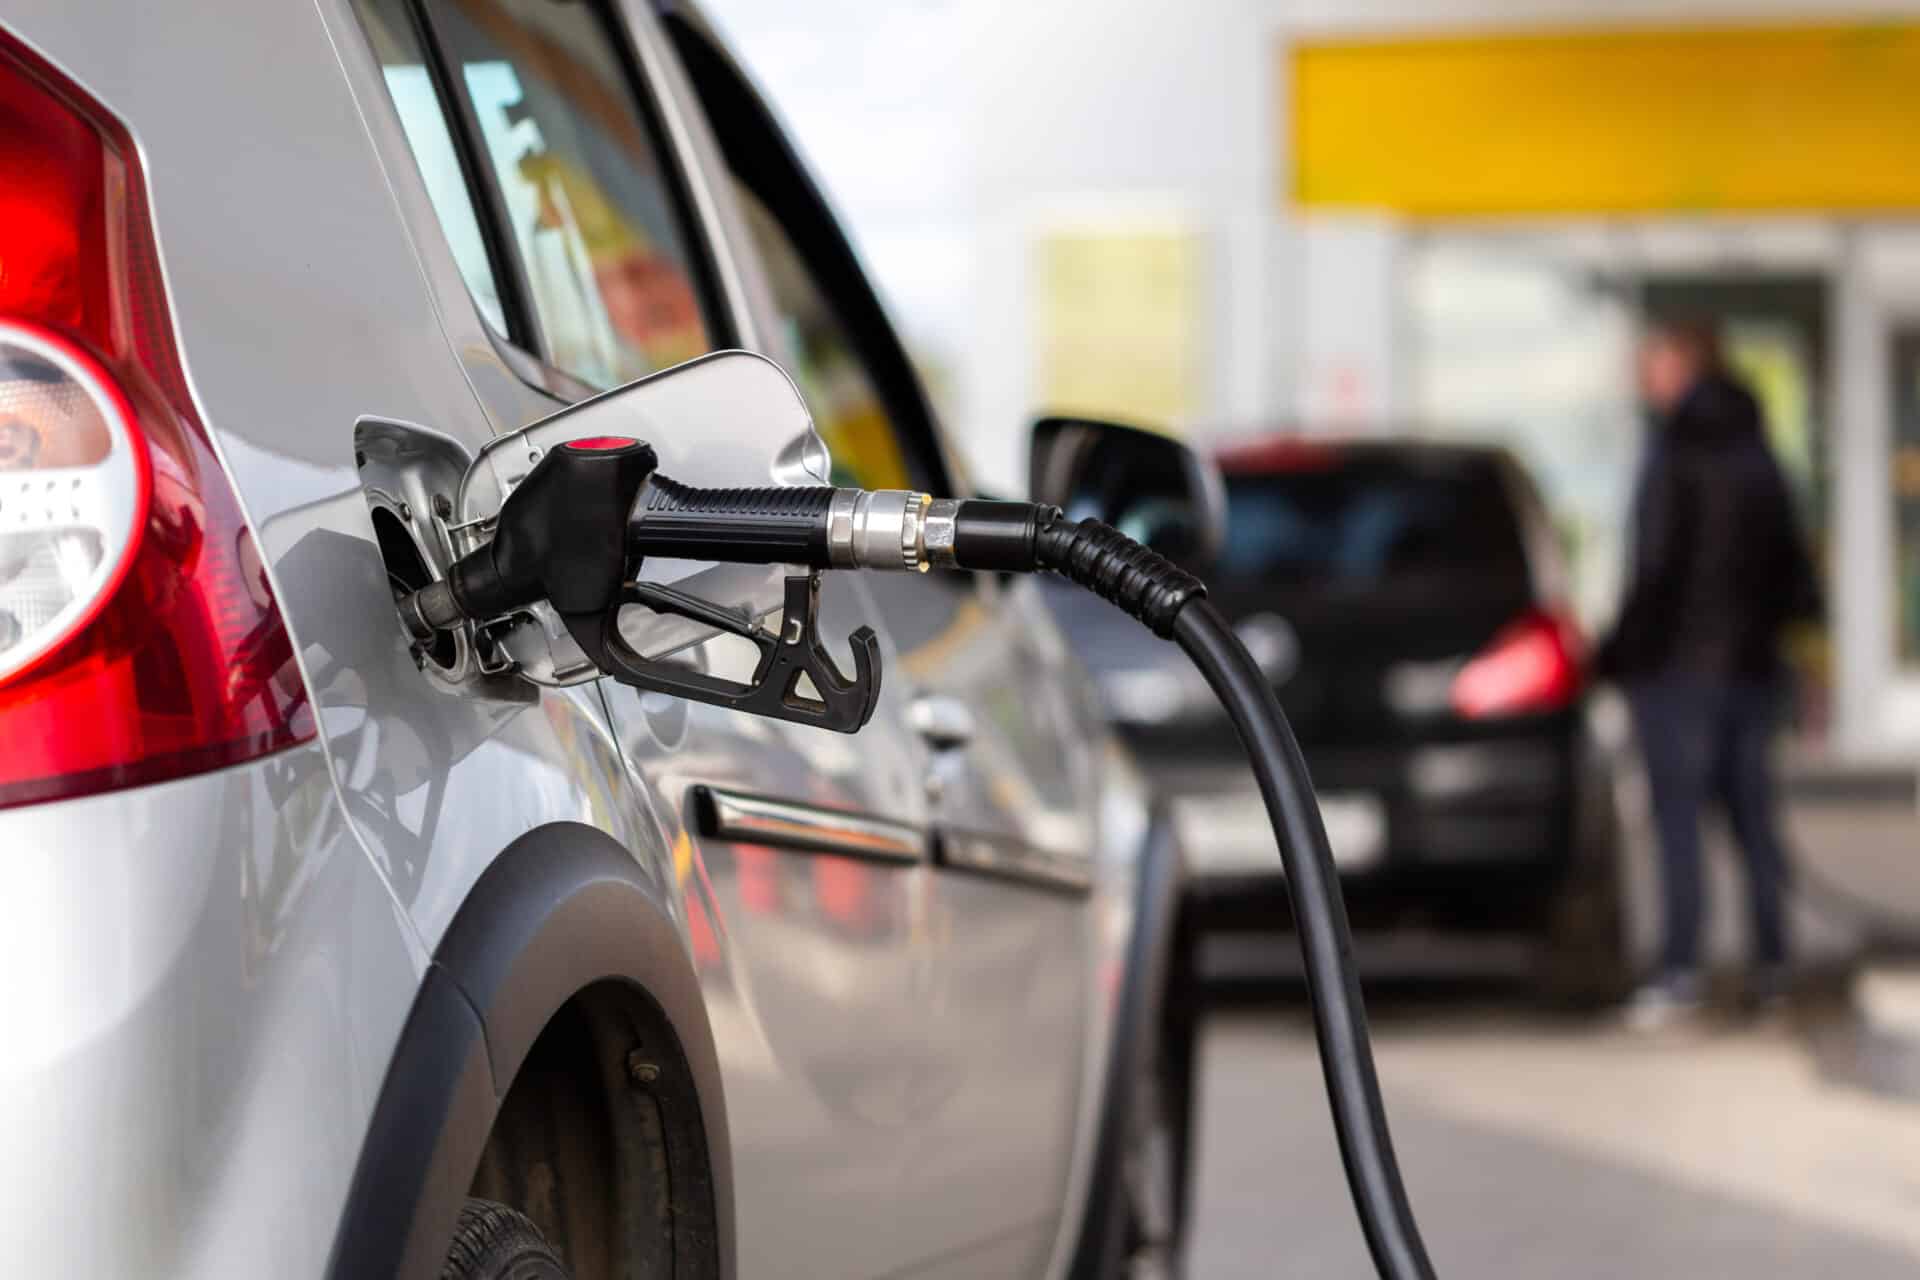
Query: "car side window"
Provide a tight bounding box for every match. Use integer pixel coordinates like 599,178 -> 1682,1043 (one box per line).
732,181 -> 914,492
354,0 -> 717,392
356,0 -> 511,337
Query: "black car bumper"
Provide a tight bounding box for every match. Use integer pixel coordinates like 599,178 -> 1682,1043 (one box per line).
1137,724 -> 1589,933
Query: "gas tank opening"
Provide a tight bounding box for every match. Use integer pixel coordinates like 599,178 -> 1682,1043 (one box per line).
370,503 -> 457,671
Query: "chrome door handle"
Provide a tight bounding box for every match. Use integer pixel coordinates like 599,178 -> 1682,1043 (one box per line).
908,693 -> 975,751
693,786 -> 924,862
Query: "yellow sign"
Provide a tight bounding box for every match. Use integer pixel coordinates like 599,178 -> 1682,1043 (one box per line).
1035,228 -> 1204,427
1291,22 -> 1920,215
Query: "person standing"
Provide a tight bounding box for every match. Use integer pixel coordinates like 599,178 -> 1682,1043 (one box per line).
1597,318 -> 1822,1025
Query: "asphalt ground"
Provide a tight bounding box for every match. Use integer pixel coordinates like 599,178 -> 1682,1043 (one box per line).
1187,983 -> 1920,1278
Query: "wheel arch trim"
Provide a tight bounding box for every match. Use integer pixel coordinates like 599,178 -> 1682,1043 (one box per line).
326,820 -> 734,1280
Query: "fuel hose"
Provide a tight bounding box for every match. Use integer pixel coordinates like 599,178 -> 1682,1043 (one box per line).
953,501 -> 1438,1280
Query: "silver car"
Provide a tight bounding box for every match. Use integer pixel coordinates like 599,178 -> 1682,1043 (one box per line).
0,3 -> 1189,1276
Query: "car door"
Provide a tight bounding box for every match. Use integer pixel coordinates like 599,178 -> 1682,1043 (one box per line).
653,16 -> 1104,1274
339,2 -> 961,1277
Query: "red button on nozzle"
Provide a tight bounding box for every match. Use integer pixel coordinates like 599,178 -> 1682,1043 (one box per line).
563,436 -> 641,452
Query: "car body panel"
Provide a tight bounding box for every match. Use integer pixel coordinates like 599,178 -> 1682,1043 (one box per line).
0,744 -> 421,1276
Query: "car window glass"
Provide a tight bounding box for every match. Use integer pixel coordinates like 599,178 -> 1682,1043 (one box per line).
429,0 -> 712,388
355,0 -> 510,336
1218,454 -> 1530,593
731,180 -> 914,492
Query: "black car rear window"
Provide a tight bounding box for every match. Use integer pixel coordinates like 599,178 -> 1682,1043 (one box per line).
1216,452 -> 1530,593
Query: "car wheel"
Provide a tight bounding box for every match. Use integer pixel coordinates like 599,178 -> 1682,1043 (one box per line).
440,1198 -> 571,1280
1540,780 -> 1630,1006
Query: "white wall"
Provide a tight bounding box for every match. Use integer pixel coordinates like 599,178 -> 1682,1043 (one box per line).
962,0 -> 1275,476
703,0 -> 1276,492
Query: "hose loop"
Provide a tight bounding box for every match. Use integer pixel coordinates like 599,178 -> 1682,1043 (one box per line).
1032,515 -> 1206,637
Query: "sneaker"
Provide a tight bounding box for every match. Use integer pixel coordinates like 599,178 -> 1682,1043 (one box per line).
1625,970 -> 1705,1032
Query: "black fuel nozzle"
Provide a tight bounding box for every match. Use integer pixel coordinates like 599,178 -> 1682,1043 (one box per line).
413,435 -> 658,631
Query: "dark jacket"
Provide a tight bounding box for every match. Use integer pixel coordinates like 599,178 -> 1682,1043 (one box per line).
1597,373 -> 1821,683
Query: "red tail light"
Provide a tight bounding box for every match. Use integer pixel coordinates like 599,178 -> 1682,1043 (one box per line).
0,32 -> 313,809
1450,607 -> 1583,720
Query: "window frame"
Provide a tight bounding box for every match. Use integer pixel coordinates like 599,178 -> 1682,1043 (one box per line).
374,0 -> 738,403
393,0 -> 540,355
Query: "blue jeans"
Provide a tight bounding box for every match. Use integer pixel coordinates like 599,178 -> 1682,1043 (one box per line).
1626,678 -> 1792,973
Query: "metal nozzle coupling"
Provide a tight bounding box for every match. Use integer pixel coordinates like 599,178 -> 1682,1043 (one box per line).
398,578 -> 465,637
826,489 -> 963,572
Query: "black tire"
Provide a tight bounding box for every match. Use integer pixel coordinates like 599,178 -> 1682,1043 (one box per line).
1540,770 -> 1631,1007
439,1199 -> 571,1280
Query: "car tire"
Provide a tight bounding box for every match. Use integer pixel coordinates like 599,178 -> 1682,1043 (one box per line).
439,1198 -> 571,1280
1540,777 -> 1630,1007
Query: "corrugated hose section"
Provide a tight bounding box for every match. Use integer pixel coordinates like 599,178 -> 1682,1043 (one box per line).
1033,515 -> 1207,638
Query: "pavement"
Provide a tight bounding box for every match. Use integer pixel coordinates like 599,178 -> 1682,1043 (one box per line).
1181,724 -> 1920,1275
1188,992 -> 1920,1278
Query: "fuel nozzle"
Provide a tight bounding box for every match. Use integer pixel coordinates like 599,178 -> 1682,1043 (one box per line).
394,452 -> 1197,715
403,435 -> 657,635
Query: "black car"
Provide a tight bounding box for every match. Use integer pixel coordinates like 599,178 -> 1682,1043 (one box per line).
1048,436 -> 1624,998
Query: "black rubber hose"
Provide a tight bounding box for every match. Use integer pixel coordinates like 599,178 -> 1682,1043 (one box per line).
1030,513 -> 1203,637
1173,598 -> 1437,1280
1021,513 -> 1435,1280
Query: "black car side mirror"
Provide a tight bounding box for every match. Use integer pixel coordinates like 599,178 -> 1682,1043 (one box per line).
1028,416 -> 1227,570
